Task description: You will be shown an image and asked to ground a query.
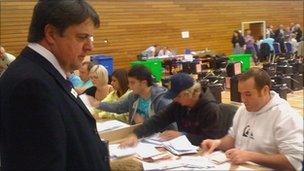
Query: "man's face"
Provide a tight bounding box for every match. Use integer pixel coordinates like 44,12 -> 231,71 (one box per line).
50,18 -> 95,73
173,91 -> 190,106
128,77 -> 146,95
238,78 -> 268,112
79,64 -> 90,81
246,30 -> 251,35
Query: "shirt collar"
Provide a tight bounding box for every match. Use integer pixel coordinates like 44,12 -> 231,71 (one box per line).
28,43 -> 67,79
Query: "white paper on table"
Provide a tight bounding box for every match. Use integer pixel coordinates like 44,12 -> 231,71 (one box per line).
78,94 -> 94,112
142,134 -> 198,155
179,156 -> 215,168
109,142 -> 161,159
109,144 -> 136,158
164,144 -> 198,156
141,133 -> 164,146
207,151 -> 229,164
142,160 -> 185,171
142,156 -> 216,171
205,162 -> 255,171
96,120 -> 129,133
164,135 -> 198,151
135,142 -> 162,159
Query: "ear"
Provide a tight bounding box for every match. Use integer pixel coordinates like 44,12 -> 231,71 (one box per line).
141,80 -> 148,87
44,24 -> 57,44
262,85 -> 270,95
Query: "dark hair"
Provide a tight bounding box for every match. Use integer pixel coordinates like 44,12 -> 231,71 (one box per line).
28,0 -> 100,42
232,30 -> 245,47
233,30 -> 241,36
112,69 -> 129,97
239,67 -> 271,92
128,65 -> 153,87
82,61 -> 95,72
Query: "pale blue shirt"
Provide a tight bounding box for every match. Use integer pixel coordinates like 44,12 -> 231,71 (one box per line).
262,38 -> 275,51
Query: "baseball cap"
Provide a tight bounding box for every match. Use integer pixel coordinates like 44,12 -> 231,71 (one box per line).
164,73 -> 194,99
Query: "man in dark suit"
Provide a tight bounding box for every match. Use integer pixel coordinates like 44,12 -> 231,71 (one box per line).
0,1 -> 110,170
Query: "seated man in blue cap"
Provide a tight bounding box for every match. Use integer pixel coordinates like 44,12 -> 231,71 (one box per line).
120,73 -> 227,147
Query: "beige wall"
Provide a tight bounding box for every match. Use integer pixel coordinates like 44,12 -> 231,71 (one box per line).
1,0 -> 303,69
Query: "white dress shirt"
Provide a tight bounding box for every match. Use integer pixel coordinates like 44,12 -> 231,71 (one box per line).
28,43 -> 66,79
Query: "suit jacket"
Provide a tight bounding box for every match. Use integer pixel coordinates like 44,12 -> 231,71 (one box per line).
0,47 -> 110,171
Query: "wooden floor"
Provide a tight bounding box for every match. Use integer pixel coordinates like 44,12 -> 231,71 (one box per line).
222,89 -> 304,117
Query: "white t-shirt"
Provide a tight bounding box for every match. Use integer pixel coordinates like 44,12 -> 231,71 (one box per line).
228,91 -> 303,170
290,38 -> 298,53
158,49 -> 172,56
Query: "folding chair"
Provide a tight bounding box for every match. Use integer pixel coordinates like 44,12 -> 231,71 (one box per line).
254,44 -> 260,62
260,43 -> 271,62
284,42 -> 295,59
272,42 -> 282,63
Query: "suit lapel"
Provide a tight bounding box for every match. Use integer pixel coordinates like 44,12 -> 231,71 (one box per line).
21,47 -> 95,120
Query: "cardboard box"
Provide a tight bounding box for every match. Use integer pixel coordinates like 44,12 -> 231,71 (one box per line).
99,123 -> 141,143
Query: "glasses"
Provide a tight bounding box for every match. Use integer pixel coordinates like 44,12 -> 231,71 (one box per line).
75,33 -> 94,43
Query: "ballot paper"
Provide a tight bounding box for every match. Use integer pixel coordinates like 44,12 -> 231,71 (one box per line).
142,156 -> 215,170
109,144 -> 136,158
141,133 -> 164,146
135,143 -> 162,159
206,151 -> 229,164
141,134 -> 199,155
96,120 -> 129,133
142,150 -> 258,171
109,142 -> 161,159
142,160 -> 185,170
142,154 -> 255,171
162,135 -> 198,155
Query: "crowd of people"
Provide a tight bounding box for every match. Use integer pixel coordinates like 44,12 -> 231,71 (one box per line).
231,23 -> 303,64
0,1 -> 303,170
140,44 -> 174,58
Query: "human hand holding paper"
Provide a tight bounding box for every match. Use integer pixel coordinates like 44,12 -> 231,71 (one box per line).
201,139 -> 221,155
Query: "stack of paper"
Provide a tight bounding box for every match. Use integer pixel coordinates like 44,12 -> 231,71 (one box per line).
96,120 -> 129,133
109,144 -> 136,158
142,133 -> 164,146
142,134 -> 199,155
135,143 -> 162,159
142,156 -> 215,170
109,142 -> 161,159
142,160 -> 185,170
206,151 -> 229,164
162,135 -> 198,155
